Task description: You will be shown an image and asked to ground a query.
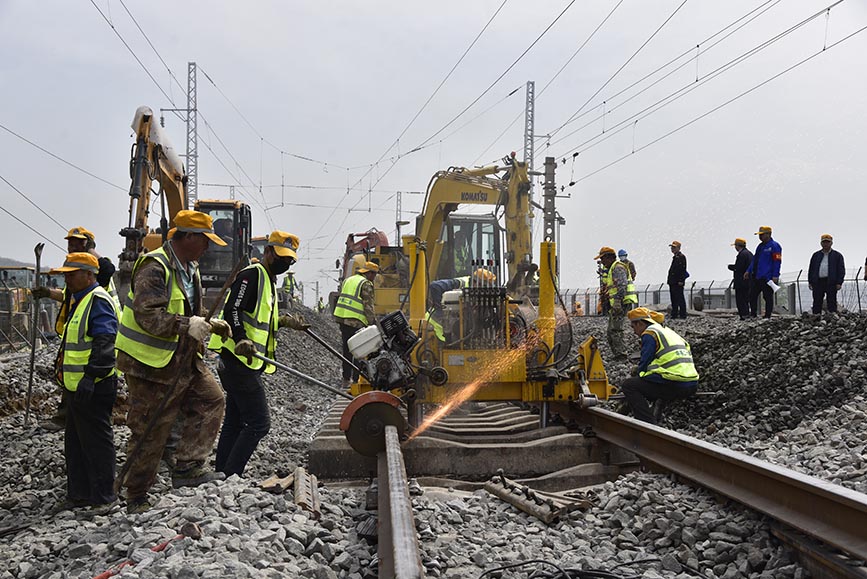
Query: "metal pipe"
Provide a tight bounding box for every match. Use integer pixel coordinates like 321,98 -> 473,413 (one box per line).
796,269 -> 803,314
378,425 -> 425,579
855,267 -> 863,314
255,353 -> 353,401
303,327 -> 368,382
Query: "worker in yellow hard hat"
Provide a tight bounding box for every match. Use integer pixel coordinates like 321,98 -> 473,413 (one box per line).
618,307 -> 698,424
594,246 -> 637,361
115,209 -> 233,514
333,261 -> 379,388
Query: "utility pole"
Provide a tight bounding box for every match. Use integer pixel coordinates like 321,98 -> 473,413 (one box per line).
523,80 -> 535,236
186,62 -> 198,206
542,156 -> 561,273
395,191 -> 410,242
315,281 -> 320,303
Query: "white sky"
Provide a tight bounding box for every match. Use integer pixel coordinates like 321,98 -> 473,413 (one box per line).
2,0 -> 866,302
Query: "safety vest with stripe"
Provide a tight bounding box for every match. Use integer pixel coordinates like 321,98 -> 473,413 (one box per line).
334,274 -> 370,325
208,262 -> 277,373
604,261 -> 638,306
115,247 -> 191,368
640,323 -> 699,382
55,278 -> 122,336
424,311 -> 445,342
59,285 -> 118,392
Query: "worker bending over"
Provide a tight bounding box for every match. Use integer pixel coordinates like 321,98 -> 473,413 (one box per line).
115,210 -> 232,514
333,261 -> 378,389
619,307 -> 698,425
51,253 -> 119,514
209,231 -> 309,477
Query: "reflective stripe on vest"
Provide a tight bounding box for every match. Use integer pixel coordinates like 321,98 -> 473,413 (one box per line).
333,274 -> 369,325
424,311 -> 445,342
639,323 -> 699,382
604,261 -> 638,305
60,285 -> 118,392
106,276 -> 122,314
208,262 -> 278,373
55,288 -> 69,336
115,248 -> 187,369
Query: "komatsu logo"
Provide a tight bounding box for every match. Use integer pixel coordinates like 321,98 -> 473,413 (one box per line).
461,191 -> 488,202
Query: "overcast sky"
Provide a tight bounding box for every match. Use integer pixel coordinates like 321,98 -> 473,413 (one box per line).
2,0 -> 865,301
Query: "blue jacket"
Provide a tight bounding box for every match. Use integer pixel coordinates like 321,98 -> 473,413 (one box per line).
808,249 -> 845,286
747,238 -> 782,280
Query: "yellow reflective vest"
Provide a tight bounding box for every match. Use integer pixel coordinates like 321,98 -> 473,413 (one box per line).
115,247 -> 191,369
334,274 -> 370,325
424,311 -> 445,342
603,261 -> 638,306
208,263 -> 278,373
640,323 -> 699,382
59,285 -> 118,392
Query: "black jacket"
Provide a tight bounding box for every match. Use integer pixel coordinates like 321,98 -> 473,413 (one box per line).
667,252 -> 687,284
727,248 -> 753,287
808,249 -> 845,286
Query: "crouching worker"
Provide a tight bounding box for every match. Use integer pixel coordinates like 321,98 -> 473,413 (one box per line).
51,253 -> 119,513
209,231 -> 308,477
619,307 -> 698,425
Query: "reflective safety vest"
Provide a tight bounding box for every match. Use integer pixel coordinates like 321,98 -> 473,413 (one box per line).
107,276 -> 122,314
424,311 -> 445,342
604,261 -> 638,306
640,323 -> 699,382
208,262 -> 278,373
55,289 -> 70,336
59,285 -> 118,392
115,247 -> 191,369
334,274 -> 370,325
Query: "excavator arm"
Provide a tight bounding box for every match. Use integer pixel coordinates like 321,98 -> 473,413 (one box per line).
117,106 -> 187,294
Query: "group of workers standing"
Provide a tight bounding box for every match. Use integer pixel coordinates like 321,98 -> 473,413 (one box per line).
36,210 -> 309,515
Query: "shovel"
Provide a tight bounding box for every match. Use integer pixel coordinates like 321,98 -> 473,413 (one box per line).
24,242 -> 44,426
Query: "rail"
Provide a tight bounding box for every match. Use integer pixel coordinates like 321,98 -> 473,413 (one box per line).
577,406 -> 867,562
378,425 -> 425,579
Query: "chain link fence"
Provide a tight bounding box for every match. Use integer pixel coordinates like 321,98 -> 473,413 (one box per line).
560,267 -> 867,317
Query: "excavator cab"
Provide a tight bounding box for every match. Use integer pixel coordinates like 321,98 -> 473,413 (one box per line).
437,214 -> 502,280
250,236 -> 267,263
194,199 -> 252,306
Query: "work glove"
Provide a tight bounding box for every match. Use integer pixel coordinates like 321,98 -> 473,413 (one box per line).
31,286 -> 52,300
76,376 -> 95,404
187,316 -> 212,341
630,365 -> 639,377
209,319 -> 232,341
278,313 -> 310,331
234,339 -> 257,364
611,302 -> 623,315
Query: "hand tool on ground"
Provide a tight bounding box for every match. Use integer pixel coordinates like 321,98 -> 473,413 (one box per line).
24,242 -> 44,426
115,258 -> 243,493
302,326 -> 370,382
92,522 -> 202,579
253,352 -> 353,401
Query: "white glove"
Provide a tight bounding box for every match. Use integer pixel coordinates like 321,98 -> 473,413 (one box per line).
188,316 -> 211,341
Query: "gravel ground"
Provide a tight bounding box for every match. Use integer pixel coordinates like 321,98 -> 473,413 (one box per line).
0,307 -> 863,578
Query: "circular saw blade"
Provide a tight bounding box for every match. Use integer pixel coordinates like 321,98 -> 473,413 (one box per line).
344,401 -> 407,457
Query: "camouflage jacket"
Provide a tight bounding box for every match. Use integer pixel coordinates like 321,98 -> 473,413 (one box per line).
334,278 -> 376,329
116,251 -> 208,384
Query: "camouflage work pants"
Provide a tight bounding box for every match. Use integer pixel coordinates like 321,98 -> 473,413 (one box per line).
122,367 -> 225,499
607,308 -> 627,358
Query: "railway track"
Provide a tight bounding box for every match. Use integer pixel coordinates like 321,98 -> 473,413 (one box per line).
371,404 -> 867,579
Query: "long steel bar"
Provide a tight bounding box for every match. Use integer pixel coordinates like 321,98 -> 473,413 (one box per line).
378,425 -> 424,579
578,407 -> 867,561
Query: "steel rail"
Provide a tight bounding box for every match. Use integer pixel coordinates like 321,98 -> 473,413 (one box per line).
378,425 -> 425,579
578,407 -> 867,562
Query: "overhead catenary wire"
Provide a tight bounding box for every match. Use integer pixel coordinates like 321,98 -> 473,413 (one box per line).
0,174 -> 68,233
547,0 -> 691,140
0,122 -> 127,192
539,0 -> 784,156
567,20 -> 867,187
472,0 -> 625,165
315,1 -> 579,255
550,1 -> 844,163
0,192 -> 67,252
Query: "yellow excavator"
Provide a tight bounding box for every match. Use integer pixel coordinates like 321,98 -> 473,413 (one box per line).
338,155 -> 611,452
118,106 -> 253,306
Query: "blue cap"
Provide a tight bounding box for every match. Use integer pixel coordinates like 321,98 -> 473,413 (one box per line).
618,249 -> 628,257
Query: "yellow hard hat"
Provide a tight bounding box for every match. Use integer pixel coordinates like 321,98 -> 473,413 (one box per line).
64,227 -> 95,242
170,210 -> 227,246
473,268 -> 496,282
50,252 -> 99,274
628,307 -> 658,324
267,230 -> 300,259
358,261 -> 380,274
593,246 -> 616,260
